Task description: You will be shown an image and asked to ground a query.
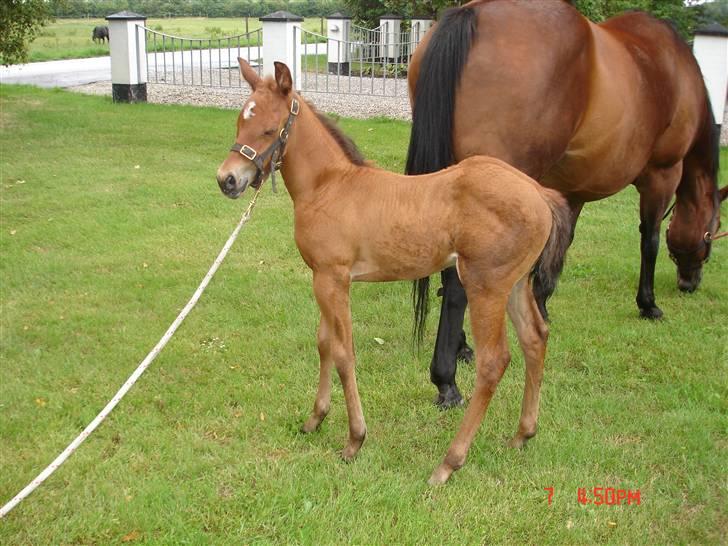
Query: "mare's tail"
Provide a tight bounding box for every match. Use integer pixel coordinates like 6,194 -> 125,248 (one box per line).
407,5 -> 478,346
531,189 -> 572,320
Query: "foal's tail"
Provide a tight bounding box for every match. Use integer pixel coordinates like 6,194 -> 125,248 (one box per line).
408,5 -> 478,346
531,189 -> 572,320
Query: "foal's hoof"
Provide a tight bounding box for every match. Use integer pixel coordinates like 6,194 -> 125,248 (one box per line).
456,345 -> 474,364
639,305 -> 663,320
340,434 -> 366,461
434,385 -> 464,409
508,432 -> 535,449
428,463 -> 454,485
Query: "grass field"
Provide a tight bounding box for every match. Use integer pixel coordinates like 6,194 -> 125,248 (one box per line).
24,17 -> 328,63
0,85 -> 726,543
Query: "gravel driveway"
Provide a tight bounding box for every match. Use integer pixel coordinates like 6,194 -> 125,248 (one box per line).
69,74 -> 413,121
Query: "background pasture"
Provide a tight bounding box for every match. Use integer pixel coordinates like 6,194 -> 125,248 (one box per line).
25,17 -> 327,62
0,86 -> 726,543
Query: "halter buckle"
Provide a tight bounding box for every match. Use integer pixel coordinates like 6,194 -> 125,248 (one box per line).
290,98 -> 300,116
239,145 -> 257,161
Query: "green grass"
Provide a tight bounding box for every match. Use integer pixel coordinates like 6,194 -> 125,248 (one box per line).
0,85 -> 726,543
23,17 -> 327,63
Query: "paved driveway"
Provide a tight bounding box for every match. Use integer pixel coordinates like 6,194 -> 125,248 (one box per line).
0,56 -> 111,88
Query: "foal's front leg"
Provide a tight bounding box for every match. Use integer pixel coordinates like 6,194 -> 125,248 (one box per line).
305,270 -> 367,459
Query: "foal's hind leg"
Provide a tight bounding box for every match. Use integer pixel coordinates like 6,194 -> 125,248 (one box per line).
307,271 -> 367,459
429,287 -> 511,485
506,276 -> 549,448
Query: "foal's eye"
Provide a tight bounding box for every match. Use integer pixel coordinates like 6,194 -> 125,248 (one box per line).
263,129 -> 276,137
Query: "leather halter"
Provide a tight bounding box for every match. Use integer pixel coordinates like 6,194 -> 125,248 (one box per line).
230,98 -> 300,191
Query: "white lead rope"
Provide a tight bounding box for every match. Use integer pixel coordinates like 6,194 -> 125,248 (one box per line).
0,188 -> 263,519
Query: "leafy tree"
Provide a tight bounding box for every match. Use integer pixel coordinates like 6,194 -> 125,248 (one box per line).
1,1 -> 64,65
573,0 -> 697,37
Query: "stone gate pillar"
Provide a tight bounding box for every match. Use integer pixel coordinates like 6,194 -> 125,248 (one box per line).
693,22 -> 728,131
327,12 -> 351,75
106,11 -> 147,103
260,11 -> 303,90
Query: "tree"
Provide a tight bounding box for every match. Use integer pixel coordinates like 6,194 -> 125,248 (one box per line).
0,1 -> 62,65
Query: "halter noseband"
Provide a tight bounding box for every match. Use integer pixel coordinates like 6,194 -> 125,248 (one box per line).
230,98 -> 300,191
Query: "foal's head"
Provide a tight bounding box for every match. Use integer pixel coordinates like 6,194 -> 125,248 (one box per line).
216,59 -> 296,198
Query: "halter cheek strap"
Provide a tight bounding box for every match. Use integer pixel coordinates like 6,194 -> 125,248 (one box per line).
230,98 -> 300,192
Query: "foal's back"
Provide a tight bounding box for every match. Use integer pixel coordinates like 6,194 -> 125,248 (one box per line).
300,156 -> 552,283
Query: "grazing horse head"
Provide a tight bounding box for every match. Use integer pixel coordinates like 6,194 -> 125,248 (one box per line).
666,178 -> 727,293
216,59 -> 295,199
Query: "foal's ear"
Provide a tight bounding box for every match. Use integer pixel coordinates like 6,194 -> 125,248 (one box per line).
720,185 -> 728,202
274,61 -> 293,96
238,58 -> 261,90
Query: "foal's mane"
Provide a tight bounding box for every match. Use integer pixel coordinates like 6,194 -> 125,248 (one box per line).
306,100 -> 367,166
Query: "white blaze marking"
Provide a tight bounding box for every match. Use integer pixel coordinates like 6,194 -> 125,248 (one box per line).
243,101 -> 256,120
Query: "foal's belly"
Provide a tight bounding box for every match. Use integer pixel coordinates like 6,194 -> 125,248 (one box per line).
350,248 -> 457,282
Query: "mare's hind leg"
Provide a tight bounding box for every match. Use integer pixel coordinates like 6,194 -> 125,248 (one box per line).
429,287 -> 511,485
308,271 -> 367,459
430,267 -> 468,408
506,276 -> 549,448
634,163 -> 683,319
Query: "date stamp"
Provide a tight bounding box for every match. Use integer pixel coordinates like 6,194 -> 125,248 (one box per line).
544,486 -> 641,506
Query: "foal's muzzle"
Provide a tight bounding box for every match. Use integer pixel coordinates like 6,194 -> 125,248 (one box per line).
216,165 -> 255,199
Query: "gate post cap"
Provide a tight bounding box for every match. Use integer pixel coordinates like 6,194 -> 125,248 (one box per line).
106,11 -> 146,21
694,22 -> 728,37
260,11 -> 303,22
327,12 -> 352,20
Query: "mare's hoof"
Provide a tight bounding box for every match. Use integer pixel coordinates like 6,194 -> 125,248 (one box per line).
639,306 -> 663,320
456,345 -> 474,364
434,385 -> 464,409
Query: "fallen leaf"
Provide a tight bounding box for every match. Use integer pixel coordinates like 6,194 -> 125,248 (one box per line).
143,263 -> 148,268
367,128 -> 373,132
260,412 -> 265,421
10,230 -> 16,236
122,530 -> 141,542
608,521 -> 617,528
233,410 -> 243,418
566,520 -> 574,530
134,165 -> 140,170
35,398 -> 47,407
373,337 -> 385,345
16,180 -> 26,184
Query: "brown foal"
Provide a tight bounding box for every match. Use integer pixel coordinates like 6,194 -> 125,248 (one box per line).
216,60 -> 570,484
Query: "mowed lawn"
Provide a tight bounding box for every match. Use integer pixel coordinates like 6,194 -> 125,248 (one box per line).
0,86 -> 726,543
25,17 -> 327,62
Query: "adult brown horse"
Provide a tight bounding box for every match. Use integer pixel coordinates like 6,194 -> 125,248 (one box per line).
217,60 -> 572,483
407,0 -> 728,407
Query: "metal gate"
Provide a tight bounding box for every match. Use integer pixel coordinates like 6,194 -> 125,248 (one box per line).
294,24 -> 418,97
140,25 -> 263,87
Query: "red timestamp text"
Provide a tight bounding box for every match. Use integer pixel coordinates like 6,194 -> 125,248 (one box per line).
577,486 -> 641,506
